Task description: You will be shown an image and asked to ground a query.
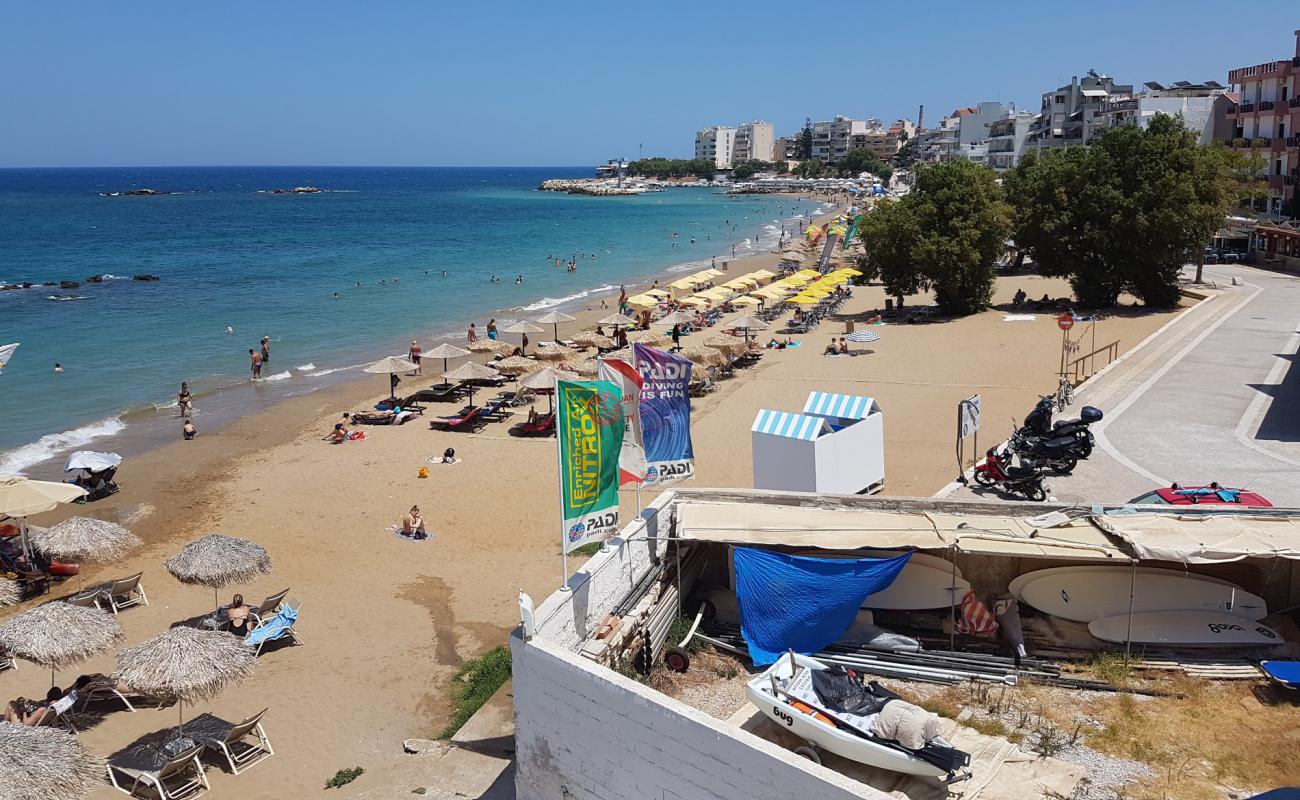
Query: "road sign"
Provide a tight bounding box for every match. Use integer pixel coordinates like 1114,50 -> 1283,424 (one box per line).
959,394 -> 981,438
1057,314 -> 1075,331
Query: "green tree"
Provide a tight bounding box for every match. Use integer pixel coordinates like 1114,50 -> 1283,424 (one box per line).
797,118 -> 814,160
1007,114 -> 1238,306
893,138 -> 919,168
837,148 -> 894,181
731,163 -> 756,180
793,159 -> 825,178
858,199 -> 924,307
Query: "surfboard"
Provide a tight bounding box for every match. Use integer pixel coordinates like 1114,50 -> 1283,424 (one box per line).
1011,566 -> 1266,623
1088,610 -> 1281,647
782,550 -> 969,609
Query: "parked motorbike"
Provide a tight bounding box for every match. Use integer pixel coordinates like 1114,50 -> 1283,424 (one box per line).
973,447 -> 1049,501
1021,396 -> 1102,457
1008,429 -> 1084,474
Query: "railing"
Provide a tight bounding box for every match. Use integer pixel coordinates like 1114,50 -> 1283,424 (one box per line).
1260,100 -> 1276,112
1239,102 -> 1256,113
1288,135 -> 1300,147
1291,98 -> 1300,109
1067,340 -> 1120,384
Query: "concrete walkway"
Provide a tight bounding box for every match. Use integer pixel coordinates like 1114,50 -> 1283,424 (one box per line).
947,264 -> 1300,506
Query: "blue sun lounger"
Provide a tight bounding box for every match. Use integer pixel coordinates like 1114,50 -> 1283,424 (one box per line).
1260,660 -> 1300,690
244,603 -> 302,656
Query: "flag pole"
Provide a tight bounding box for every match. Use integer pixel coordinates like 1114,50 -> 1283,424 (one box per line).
555,382 -> 570,592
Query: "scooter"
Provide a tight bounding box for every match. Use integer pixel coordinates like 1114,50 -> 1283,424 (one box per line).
1008,429 -> 1084,474
973,447 -> 1049,501
1021,396 -> 1101,457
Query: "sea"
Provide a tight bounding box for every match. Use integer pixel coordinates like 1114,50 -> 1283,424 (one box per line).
0,167 -> 825,476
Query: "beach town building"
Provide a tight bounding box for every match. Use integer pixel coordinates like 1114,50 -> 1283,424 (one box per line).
812,116 -> 869,164
915,112 -> 961,163
1225,29 -> 1300,217
695,126 -> 737,169
1025,70 -> 1135,153
1094,80 -> 1234,146
986,110 -> 1036,172
956,102 -> 1006,147
849,118 -> 915,162
733,121 -> 776,164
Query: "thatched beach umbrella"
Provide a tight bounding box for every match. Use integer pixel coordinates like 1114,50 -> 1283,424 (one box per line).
534,310 -> 575,342
0,722 -> 103,800
682,346 -> 726,368
0,602 -> 122,684
628,331 -> 670,349
0,578 -> 17,607
165,533 -> 271,611
493,355 -> 540,375
568,359 -> 600,378
424,342 -> 471,377
363,355 -> 419,401
570,331 -> 613,348
520,367 -> 578,414
32,517 -> 141,564
443,361 -> 501,406
533,342 -> 571,361
656,310 -> 695,327
467,338 -> 512,356
115,627 -> 257,734
705,334 -> 746,355
598,312 -> 636,328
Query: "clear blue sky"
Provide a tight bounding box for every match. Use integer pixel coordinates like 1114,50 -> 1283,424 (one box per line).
2,1 -> 1296,167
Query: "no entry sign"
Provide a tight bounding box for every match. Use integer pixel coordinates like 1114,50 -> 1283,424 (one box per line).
1057,314 -> 1075,331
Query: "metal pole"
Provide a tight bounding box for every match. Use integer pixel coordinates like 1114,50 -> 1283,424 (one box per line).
955,401 -> 966,483
1059,328 -> 1067,375
1124,560 -> 1136,664
555,387 -> 570,591
949,547 -> 958,651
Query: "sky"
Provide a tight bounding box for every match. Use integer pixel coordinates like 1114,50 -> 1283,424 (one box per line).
2,1 -> 1297,167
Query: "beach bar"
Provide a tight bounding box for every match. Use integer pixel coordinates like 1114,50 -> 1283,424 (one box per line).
751,391 -> 884,495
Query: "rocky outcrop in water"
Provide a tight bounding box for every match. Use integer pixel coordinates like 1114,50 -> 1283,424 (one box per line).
100,188 -> 172,196
539,179 -> 652,196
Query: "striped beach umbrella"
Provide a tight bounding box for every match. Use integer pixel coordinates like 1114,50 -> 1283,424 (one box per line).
845,329 -> 881,343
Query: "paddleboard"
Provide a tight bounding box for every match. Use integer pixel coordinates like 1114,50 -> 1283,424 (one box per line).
781,550 -> 969,609
1010,565 -> 1266,622
1088,610 -> 1281,647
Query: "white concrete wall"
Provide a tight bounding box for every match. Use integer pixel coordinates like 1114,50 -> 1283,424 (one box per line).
813,414 -> 884,494
751,431 -> 817,493
511,633 -> 882,800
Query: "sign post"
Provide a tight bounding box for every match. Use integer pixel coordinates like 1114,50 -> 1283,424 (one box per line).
1057,313 -> 1075,374
955,394 -> 981,482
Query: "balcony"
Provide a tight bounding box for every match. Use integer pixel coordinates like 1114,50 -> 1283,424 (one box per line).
1288,135 -> 1300,147
1240,102 -> 1256,113
1260,100 -> 1276,112
1291,98 -> 1300,109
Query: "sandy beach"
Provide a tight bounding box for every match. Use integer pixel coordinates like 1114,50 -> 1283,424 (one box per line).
1,206 -> 1187,798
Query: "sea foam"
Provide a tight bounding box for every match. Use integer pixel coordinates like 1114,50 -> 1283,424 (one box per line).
261,370 -> 292,381
295,363 -> 316,372
520,285 -> 616,311
0,416 -> 127,475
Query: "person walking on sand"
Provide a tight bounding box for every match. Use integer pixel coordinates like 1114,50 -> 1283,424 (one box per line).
408,340 -> 422,374
467,323 -> 478,344
177,382 -> 193,417
260,336 -> 270,366
487,319 -> 498,340
249,349 -> 262,379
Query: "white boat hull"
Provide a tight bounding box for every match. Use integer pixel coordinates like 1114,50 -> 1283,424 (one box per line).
1010,566 -> 1266,623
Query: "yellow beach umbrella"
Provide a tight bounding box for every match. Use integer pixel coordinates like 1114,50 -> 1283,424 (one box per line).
700,287 -> 732,301
701,268 -> 726,278
801,288 -> 831,299
750,269 -> 777,281
627,295 -> 658,308
732,296 -> 762,306
786,295 -> 822,305
833,267 -> 863,276
795,269 -> 821,279
679,297 -> 711,308
669,277 -> 699,291
643,288 -> 671,298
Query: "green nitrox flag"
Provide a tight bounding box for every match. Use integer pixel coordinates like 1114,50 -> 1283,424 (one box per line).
557,379 -> 624,553
842,215 -> 859,250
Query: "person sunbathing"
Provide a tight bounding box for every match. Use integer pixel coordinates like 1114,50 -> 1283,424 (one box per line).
4,688 -> 63,726
328,422 -> 348,444
401,505 -> 427,538
527,406 -> 540,425
838,338 -> 849,354
824,339 -> 839,356
73,673 -> 135,696
225,594 -> 250,636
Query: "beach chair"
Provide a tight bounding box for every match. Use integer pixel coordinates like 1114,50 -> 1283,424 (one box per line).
480,398 -> 514,422
429,406 -> 482,432
107,743 -> 208,800
249,588 -> 290,628
1261,660 -> 1300,691
67,587 -> 104,607
510,413 -> 555,437
187,709 -> 274,775
77,677 -> 146,713
244,602 -> 302,656
101,572 -> 148,614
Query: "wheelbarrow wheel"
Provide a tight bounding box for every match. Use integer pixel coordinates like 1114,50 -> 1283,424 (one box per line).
664,647 -> 690,673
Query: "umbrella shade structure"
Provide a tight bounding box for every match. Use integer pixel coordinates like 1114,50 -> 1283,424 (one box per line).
424,342 -> 471,376
0,602 -> 122,678
363,356 -> 420,400
570,332 -> 616,349
845,329 -> 881,343
467,338 -> 511,355
520,367 -> 578,414
681,346 -> 726,367
31,517 -> 141,563
704,335 -> 746,355
63,451 -> 122,473
727,315 -> 770,331
492,355 -> 541,375
628,331 -> 670,348
568,359 -> 600,377
501,320 -> 544,334
656,311 -> 695,327
0,722 -> 103,800
0,579 -> 16,608
598,313 -> 637,327
115,626 -> 258,733
532,342 -> 571,361
534,310 -> 575,342
443,361 -> 502,406
165,534 -> 272,610
0,477 -> 86,518
626,294 -> 658,309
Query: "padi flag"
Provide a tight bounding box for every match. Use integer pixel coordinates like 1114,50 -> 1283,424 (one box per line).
0,343 -> 18,371
597,358 -> 647,486
557,380 -> 624,553
632,344 -> 694,486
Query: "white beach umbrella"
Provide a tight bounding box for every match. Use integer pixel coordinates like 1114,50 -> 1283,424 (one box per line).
656,311 -> 695,327
598,313 -> 637,327
62,451 -> 122,474
363,355 -> 420,400
534,311 -> 576,342
501,320 -> 544,334
423,342 -> 471,376
0,476 -> 87,559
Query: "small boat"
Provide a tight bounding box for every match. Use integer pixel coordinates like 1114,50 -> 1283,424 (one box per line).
746,651 -> 970,782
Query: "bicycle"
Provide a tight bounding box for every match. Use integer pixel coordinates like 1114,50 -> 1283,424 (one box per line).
1055,372 -> 1074,412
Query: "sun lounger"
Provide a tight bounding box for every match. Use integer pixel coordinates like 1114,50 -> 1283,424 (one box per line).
1262,660 -> 1300,691
100,571 -> 148,614
480,399 -> 514,422
77,676 -> 147,713
511,413 -> 555,436
107,743 -> 208,800
429,406 -> 482,431
185,709 -> 274,775
249,588 -> 290,628
67,587 -> 104,607
244,603 -> 302,656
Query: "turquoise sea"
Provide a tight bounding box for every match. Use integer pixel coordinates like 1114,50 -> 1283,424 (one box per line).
0,167 -> 822,474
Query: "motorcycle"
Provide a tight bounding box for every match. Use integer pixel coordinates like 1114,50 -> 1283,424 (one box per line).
973,446 -> 1049,501
1021,396 -> 1102,457
1008,429 -> 1084,474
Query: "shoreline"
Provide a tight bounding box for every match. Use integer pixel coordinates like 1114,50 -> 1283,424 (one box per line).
6,191 -> 835,480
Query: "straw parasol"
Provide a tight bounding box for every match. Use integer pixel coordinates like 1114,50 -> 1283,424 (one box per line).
570,331 -> 615,349
628,331 -> 670,348
424,342 -> 471,376
598,313 -> 636,327
0,722 -> 103,800
501,320 -> 543,334
568,359 -> 600,377
0,578 -> 16,607
726,314 -> 769,344
656,310 -> 695,327
533,342 -> 571,361
534,310 -> 575,342
493,355 -> 541,375
32,517 -> 141,564
0,602 -> 122,683
443,361 -> 501,406
115,626 -> 258,734
467,338 -> 515,356
705,334 -> 746,355
363,355 -> 419,401
520,367 -> 578,414
681,346 -> 726,367
165,534 -> 271,611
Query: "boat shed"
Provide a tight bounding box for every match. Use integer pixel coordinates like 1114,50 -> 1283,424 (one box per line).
751,391 -> 884,495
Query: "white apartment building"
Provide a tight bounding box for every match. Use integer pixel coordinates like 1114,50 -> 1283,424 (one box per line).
1095,80 -> 1234,145
811,116 -> 868,164
987,110 -> 1036,172
733,121 -> 776,163
694,126 -> 736,169
1026,70 -> 1135,152
956,101 -> 1006,146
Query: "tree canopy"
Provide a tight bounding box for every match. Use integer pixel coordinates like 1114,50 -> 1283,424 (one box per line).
797,118 -> 813,160
858,159 -> 1011,315
626,157 -> 717,180
793,159 -> 826,178
837,148 -> 894,180
1005,114 -> 1239,307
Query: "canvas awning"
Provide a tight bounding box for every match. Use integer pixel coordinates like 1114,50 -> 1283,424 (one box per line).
674,502 -> 1128,561
1093,513 -> 1300,564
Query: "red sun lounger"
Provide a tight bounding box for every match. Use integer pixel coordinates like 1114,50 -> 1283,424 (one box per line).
430,407 -> 481,431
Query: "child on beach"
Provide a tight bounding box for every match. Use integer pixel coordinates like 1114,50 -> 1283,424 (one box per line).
183,420 -> 197,440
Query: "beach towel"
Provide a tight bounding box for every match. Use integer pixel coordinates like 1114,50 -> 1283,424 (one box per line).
245,604 -> 298,649
1003,314 -> 1037,322
424,456 -> 461,466
385,524 -> 433,542
733,548 -> 910,666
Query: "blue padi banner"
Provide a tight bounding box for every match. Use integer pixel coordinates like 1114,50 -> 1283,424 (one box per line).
632,344 -> 694,486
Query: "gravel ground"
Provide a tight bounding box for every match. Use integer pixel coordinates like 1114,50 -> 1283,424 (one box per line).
1060,742 -> 1155,800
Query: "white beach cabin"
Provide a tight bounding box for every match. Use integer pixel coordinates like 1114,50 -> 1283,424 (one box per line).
750,391 -> 884,495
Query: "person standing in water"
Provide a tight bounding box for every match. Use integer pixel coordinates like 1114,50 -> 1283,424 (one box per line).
260,336 -> 270,366
249,349 -> 262,379
177,382 -> 193,417
487,319 -> 498,340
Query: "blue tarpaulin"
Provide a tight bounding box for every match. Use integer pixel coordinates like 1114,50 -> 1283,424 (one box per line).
734,548 -> 911,665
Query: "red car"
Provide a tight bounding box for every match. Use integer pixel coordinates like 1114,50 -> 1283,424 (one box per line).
1128,483 -> 1273,508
